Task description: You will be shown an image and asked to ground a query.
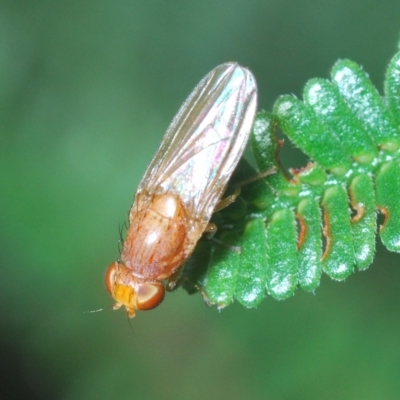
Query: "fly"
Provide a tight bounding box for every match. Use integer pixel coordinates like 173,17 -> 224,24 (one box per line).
105,62 -> 258,317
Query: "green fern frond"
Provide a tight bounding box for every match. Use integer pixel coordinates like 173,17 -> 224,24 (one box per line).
181,48 -> 400,309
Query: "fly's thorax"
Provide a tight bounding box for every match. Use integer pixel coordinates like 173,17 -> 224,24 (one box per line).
122,192 -> 193,279
105,262 -> 165,317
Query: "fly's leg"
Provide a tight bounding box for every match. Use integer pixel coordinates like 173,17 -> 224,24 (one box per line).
211,237 -> 241,253
166,268 -> 211,305
166,269 -> 183,292
204,222 -> 217,236
213,186 -> 241,213
207,167 -> 276,247
212,167 -> 277,214
192,283 -> 211,306
183,279 -> 211,306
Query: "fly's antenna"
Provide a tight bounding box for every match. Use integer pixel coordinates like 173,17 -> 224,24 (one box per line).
83,305 -> 114,315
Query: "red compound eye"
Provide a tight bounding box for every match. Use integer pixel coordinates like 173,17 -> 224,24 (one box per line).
105,262 -> 117,295
136,283 -> 165,310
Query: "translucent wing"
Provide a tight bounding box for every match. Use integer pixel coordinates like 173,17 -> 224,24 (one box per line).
137,62 -> 257,222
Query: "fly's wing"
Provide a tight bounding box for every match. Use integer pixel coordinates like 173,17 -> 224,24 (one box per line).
137,62 -> 257,223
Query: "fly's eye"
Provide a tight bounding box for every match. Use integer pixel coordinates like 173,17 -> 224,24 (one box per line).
136,283 -> 165,310
105,262 -> 118,294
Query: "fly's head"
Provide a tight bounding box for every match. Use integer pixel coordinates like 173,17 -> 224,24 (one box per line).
105,262 -> 165,318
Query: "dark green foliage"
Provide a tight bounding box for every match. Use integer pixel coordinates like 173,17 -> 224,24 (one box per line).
375,161 -> 400,251
273,95 -> 351,173
349,174 -> 376,269
203,231 -> 240,308
297,197 -> 322,291
303,78 -> 377,163
182,48 -> 400,309
321,185 -> 354,280
265,209 -> 298,299
385,51 -> 400,127
236,218 -> 268,307
331,59 -> 400,150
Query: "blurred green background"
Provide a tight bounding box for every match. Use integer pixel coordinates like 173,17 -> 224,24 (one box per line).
2,1 -> 400,399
